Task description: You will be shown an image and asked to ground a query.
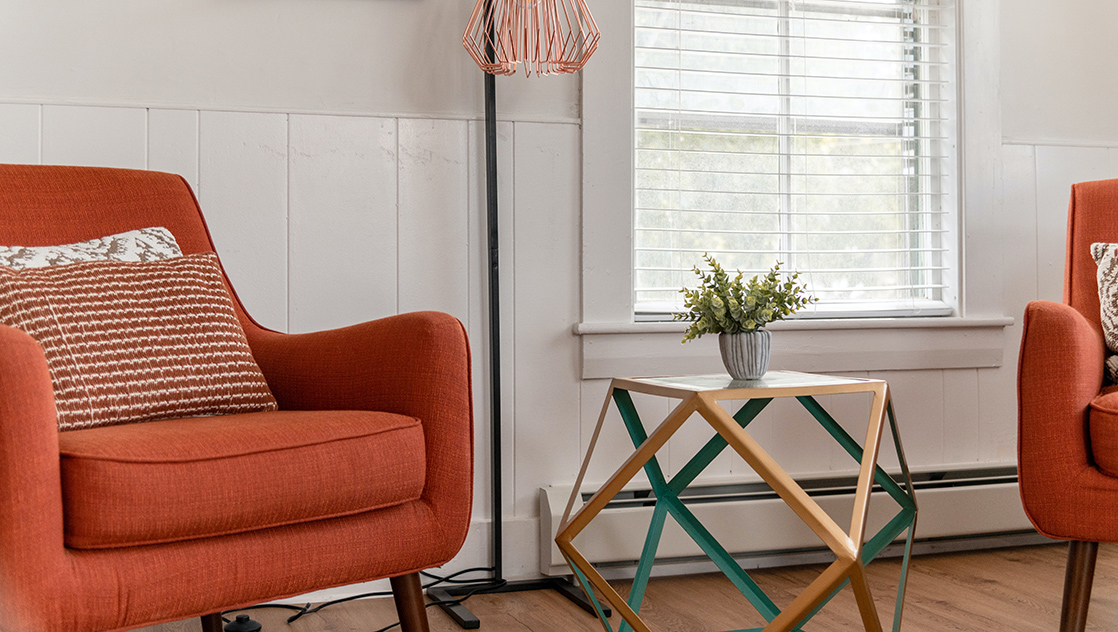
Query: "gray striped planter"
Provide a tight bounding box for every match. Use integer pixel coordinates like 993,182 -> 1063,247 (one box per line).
718,330 -> 771,380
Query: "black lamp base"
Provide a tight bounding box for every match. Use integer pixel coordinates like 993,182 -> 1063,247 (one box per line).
428,577 -> 610,629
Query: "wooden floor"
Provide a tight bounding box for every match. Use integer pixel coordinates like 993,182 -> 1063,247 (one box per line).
143,543 -> 1118,631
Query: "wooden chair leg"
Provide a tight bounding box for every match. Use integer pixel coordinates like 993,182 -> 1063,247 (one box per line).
391,572 -> 431,632
199,613 -> 224,632
1060,540 -> 1099,632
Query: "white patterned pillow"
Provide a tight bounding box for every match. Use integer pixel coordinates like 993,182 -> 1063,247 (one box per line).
1092,243 -> 1118,382
0,227 -> 181,269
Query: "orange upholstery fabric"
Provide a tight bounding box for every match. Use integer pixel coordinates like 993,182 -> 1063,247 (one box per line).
1064,179 -> 1118,330
1019,178 -> 1118,542
0,165 -> 473,632
59,410 -> 425,549
0,253 -> 276,430
1089,387 -> 1118,477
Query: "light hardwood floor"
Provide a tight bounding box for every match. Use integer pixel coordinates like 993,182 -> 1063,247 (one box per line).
143,543 -> 1117,631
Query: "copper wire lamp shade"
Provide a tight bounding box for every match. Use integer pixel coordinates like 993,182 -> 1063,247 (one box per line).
463,0 -> 600,76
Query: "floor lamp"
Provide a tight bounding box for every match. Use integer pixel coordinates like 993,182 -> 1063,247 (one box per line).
425,2 -> 601,629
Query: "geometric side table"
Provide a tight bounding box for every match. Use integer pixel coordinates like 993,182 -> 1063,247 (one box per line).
555,372 -> 917,632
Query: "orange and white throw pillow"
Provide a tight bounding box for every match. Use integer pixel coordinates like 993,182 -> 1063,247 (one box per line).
0,252 -> 277,430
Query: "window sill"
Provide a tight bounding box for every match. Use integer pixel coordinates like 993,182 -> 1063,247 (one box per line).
573,317 -> 1015,379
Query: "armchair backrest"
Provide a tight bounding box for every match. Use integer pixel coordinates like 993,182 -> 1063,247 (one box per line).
1065,179 -> 1118,328
0,164 -> 255,327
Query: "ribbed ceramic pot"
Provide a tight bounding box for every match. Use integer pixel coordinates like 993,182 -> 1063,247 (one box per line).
718,329 -> 771,380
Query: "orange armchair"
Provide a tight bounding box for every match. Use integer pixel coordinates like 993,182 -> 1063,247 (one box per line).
0,165 -> 473,632
1019,179 -> 1118,632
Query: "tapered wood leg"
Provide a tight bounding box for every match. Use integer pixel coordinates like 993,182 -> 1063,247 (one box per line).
1060,541 -> 1098,632
199,613 -> 223,632
391,572 -> 431,632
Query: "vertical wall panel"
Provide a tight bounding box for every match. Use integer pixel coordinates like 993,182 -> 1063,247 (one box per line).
728,396 -> 771,481
288,115 -> 398,334
199,111 -> 288,331
513,122 -> 582,516
579,379 -> 641,487
147,109 -> 199,192
468,120 -> 515,520
755,396 -> 836,477
1034,146 -> 1112,301
1002,144 -> 1040,316
0,104 -> 40,164
974,143 -> 1040,465
666,398 -> 736,483
576,379 -> 665,488
42,105 -> 145,169
397,119 -> 469,320
815,372 -> 872,474
872,370 -> 945,470
1109,148 -> 1118,176
942,369 -> 981,466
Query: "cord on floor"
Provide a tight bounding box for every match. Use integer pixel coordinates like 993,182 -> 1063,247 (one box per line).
220,565 -> 502,630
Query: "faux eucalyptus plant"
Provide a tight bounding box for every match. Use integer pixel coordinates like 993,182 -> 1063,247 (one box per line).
674,254 -> 815,343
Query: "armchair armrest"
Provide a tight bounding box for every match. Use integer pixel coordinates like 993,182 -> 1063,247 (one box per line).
244,311 -> 474,535
1018,300 -> 1109,536
0,325 -> 68,625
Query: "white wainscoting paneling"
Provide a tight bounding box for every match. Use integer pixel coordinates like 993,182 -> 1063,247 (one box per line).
42,105 -> 146,170
0,104 -> 40,165
198,110 -> 289,331
1034,146 -> 1114,301
512,122 -> 583,516
288,114 -> 399,333
397,119 -> 470,321
147,109 -> 199,192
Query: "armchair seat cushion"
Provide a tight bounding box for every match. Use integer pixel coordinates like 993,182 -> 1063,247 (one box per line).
59,409 -> 426,549
1090,386 -> 1118,477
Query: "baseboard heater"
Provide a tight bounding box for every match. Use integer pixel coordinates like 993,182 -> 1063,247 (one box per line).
538,466 -> 1039,577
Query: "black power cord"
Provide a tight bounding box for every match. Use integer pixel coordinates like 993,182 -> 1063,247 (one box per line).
221,565 -> 504,630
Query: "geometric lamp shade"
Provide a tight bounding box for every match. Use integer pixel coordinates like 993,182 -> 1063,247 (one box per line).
463,0 -> 600,76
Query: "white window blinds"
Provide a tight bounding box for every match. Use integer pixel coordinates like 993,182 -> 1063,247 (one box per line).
633,0 -> 955,318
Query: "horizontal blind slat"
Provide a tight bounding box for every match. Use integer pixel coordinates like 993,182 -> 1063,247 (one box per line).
636,208 -> 949,216
636,227 -> 947,235
637,167 -> 944,178
635,45 -> 950,66
636,190 -> 947,197
636,246 -> 950,254
636,27 -> 950,49
638,65 -> 949,84
637,86 -> 948,105
636,105 -> 948,123
634,2 -> 953,21
636,147 -> 950,159
635,127 -> 950,142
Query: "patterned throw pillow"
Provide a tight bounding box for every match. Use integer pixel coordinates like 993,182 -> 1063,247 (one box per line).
0,252 -> 277,430
0,227 -> 181,269
1092,243 -> 1118,382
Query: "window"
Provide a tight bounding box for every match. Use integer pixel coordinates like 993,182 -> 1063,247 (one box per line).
632,0 -> 955,319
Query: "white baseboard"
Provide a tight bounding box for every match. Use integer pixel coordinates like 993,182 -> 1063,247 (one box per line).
538,469 -> 1034,576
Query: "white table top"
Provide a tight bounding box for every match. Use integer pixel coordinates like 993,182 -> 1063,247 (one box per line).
613,371 -> 884,399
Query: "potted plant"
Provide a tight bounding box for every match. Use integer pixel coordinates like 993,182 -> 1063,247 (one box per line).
674,254 -> 815,380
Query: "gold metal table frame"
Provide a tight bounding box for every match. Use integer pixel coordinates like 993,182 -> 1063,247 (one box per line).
555,371 -> 917,632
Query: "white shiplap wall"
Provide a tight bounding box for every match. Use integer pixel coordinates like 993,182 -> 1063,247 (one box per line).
3,100 -> 1117,584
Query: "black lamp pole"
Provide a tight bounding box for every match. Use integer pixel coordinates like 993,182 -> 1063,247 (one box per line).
425,11 -> 608,629
484,69 -> 504,587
